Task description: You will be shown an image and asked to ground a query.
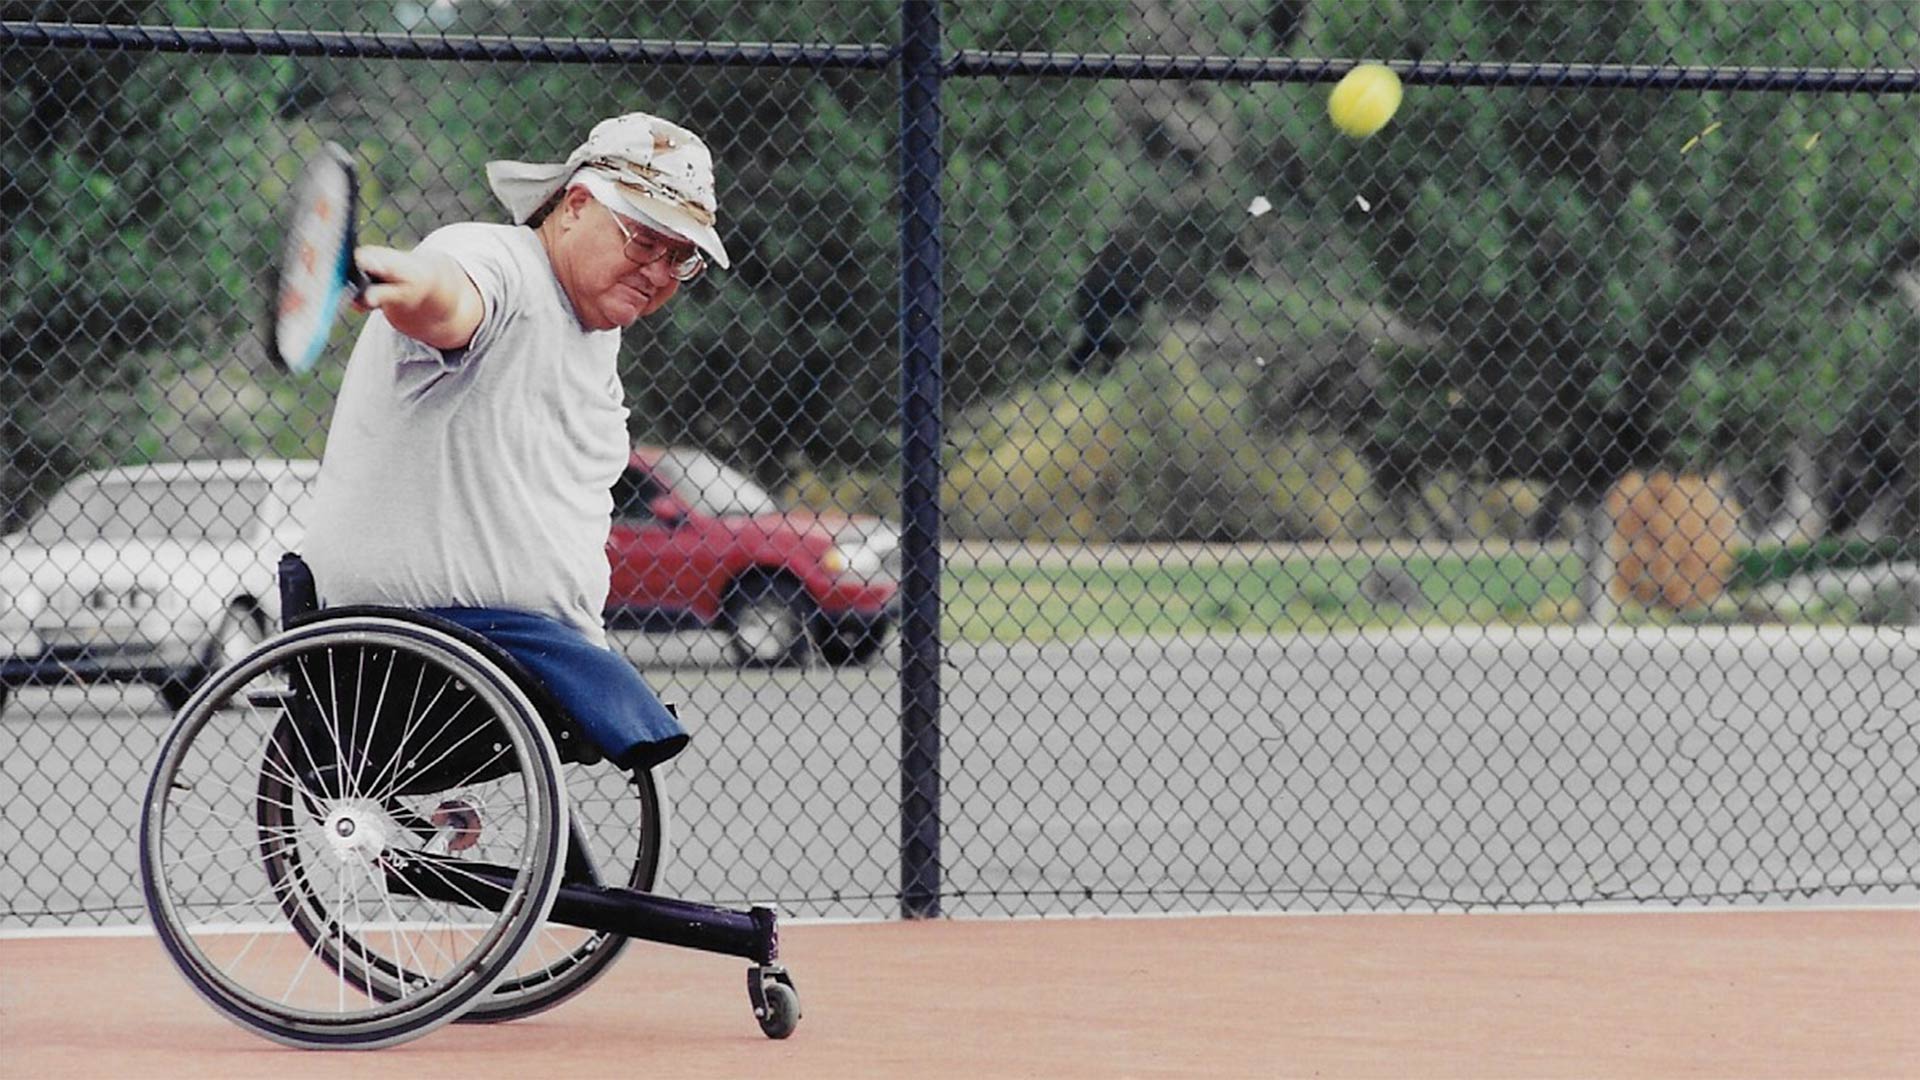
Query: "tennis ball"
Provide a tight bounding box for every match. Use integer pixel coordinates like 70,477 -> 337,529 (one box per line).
1328,64 -> 1402,138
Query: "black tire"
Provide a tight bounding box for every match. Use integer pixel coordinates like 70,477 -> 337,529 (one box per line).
816,620 -> 891,666
724,576 -> 814,668
756,979 -> 801,1039
157,674 -> 196,713
158,601 -> 269,713
142,616 -> 569,1049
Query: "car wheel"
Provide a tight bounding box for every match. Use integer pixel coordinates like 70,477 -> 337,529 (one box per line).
816,621 -> 891,666
157,674 -> 197,713
725,577 -> 813,668
159,602 -> 270,712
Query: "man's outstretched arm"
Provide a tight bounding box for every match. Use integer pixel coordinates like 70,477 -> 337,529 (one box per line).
351,244 -> 485,351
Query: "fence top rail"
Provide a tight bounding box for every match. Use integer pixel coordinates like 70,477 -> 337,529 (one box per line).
948,51 -> 1920,92
0,21 -> 898,68
5,21 -> 1917,93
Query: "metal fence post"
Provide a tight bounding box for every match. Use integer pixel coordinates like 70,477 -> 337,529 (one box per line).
896,0 -> 944,920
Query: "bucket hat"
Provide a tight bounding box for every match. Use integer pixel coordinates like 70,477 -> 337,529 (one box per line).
485,111 -> 730,269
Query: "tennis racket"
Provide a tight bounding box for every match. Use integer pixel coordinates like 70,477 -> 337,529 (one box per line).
268,141 -> 368,374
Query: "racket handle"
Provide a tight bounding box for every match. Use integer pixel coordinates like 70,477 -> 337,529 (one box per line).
344,256 -> 393,299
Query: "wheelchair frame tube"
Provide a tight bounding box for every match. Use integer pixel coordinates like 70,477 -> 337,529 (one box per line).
546,882 -> 778,964
386,855 -> 777,964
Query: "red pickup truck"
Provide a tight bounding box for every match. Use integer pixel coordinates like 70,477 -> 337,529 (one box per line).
605,447 -> 899,667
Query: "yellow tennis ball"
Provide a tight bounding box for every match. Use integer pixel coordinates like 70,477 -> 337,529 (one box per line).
1328,63 -> 1402,138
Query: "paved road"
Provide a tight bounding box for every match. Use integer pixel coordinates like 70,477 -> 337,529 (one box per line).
4,625 -> 1915,928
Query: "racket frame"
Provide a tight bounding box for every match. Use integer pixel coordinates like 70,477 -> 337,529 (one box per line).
268,141 -> 363,375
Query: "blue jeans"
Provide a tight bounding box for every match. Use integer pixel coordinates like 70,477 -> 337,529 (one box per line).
425,607 -> 688,770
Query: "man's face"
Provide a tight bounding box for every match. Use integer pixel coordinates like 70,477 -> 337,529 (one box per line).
550,189 -> 695,330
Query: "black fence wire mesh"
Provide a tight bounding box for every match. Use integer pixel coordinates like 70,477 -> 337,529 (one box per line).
2,1 -> 1917,928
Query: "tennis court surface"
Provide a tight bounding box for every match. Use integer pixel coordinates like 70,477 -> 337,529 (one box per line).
5,907 -> 1914,1078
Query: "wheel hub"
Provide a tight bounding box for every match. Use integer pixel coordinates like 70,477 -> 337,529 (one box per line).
320,805 -> 389,864
740,605 -> 796,659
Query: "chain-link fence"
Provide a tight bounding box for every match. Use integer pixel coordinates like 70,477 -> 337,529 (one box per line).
3,1 -> 1917,929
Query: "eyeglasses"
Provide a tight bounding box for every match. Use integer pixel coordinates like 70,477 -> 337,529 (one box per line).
606,206 -> 706,282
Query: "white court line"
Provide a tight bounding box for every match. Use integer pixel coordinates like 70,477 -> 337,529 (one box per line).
8,898 -> 1915,941
803,896 -> 1919,927
1263,621 -> 1920,651
0,919 -> 498,940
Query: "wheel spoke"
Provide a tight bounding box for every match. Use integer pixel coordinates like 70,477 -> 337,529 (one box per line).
360,653 -> 442,800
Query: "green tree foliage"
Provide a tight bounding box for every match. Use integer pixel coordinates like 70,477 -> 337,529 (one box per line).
1,0 -> 284,526
6,0 -> 1914,547
947,344 -> 1373,544
1296,0 -> 1919,531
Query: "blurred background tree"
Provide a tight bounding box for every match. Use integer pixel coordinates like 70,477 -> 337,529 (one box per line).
5,0 -> 1914,559
1,0 -> 280,527
1286,0 -> 1919,551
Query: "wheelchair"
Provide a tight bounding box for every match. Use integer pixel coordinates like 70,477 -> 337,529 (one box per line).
137,557 -> 800,1049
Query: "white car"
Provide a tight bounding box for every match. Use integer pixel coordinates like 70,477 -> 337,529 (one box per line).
1,459 -> 318,711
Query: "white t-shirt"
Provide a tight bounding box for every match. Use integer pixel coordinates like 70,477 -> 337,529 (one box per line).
303,223 -> 631,644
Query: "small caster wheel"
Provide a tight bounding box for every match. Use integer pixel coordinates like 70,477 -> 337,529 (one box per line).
756,979 -> 801,1039
748,965 -> 801,1039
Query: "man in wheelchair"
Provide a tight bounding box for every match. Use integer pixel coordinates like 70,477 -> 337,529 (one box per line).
142,112 -> 802,1048
297,109 -> 730,775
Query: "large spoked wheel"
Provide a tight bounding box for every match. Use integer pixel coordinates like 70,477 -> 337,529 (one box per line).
140,616 -> 569,1050
458,763 -> 667,1023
